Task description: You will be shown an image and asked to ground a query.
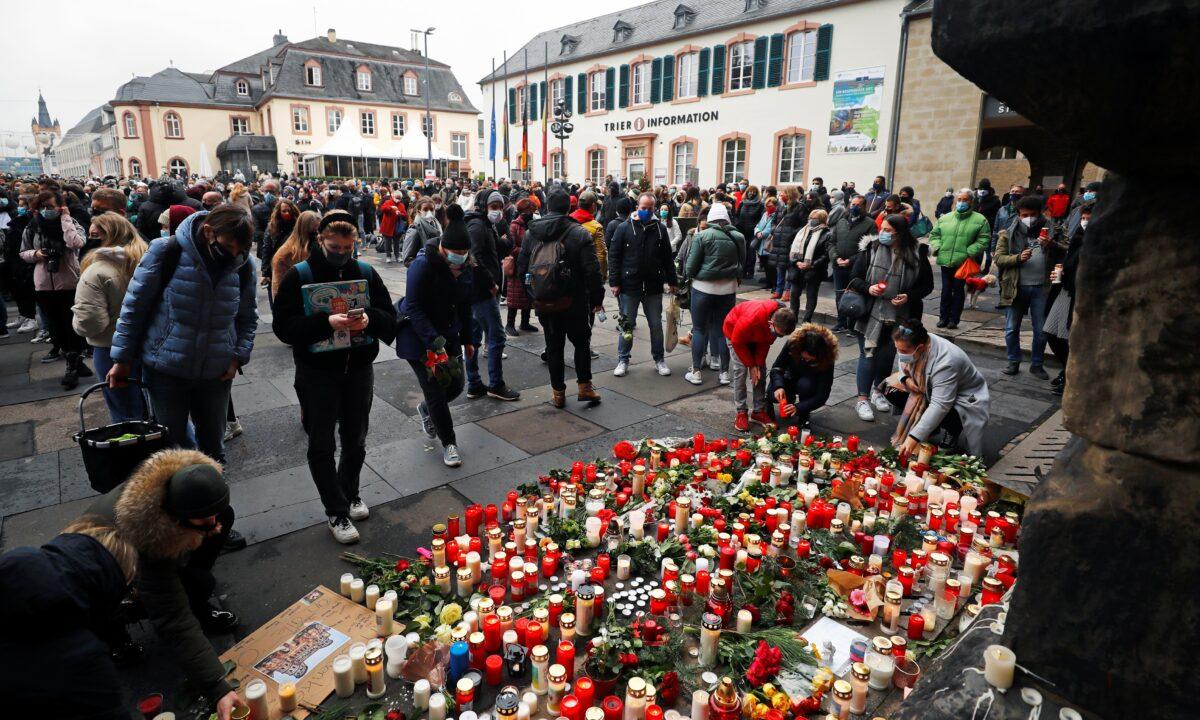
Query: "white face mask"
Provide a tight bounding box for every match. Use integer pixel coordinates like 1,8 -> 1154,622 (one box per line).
422,211 -> 434,220
1080,219 -> 1089,229
1020,216 -> 1034,228
487,209 -> 503,223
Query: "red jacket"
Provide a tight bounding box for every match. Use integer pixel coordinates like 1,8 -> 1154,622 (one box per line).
723,299 -> 783,368
379,198 -> 407,237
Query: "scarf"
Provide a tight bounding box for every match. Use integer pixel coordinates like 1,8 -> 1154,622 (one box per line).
861,242 -> 909,353
795,225 -> 826,263
892,347 -> 930,447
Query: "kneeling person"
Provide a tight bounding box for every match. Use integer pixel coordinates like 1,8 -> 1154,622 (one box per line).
769,323 -> 839,427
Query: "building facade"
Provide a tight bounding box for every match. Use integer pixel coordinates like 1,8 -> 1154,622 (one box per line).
29,92 -> 61,175
54,105 -> 122,179
109,29 -> 480,180
480,0 -> 906,189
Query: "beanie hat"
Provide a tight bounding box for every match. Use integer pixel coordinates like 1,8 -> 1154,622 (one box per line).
830,189 -> 845,202
546,188 -> 571,214
441,204 -> 471,251
706,202 -> 731,224
486,190 -> 505,207
164,464 -> 229,519
168,205 -> 196,235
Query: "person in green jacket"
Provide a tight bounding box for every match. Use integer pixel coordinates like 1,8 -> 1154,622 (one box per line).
929,188 -> 990,329
684,202 -> 746,386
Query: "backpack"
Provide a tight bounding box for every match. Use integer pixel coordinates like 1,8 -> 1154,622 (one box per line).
526,227 -> 574,313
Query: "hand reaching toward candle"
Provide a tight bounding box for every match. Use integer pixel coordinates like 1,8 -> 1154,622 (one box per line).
216,691 -> 243,720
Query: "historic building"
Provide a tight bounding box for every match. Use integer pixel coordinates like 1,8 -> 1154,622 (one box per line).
110,29 -> 480,180
53,105 -> 122,178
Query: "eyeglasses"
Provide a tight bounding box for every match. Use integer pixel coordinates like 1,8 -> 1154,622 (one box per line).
178,519 -> 220,534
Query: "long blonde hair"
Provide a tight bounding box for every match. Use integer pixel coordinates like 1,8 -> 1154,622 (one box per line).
272,210 -> 320,276
229,182 -> 248,203
80,214 -> 147,278
62,515 -> 139,584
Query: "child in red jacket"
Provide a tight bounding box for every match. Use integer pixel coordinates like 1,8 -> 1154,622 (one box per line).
722,299 -> 797,431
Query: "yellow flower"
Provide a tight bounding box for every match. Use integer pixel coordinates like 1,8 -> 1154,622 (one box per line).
742,695 -> 758,718
771,693 -> 791,712
419,576 -> 431,587
761,684 -> 777,698
718,473 -> 733,484
439,602 -> 463,626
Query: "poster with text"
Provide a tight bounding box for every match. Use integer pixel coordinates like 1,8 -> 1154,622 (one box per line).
827,67 -> 885,154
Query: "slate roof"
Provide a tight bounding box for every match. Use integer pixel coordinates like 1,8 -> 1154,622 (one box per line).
64,105 -> 107,137
481,0 -> 848,83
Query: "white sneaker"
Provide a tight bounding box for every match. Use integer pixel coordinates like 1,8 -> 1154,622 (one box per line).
223,419 -> 243,442
31,330 -> 49,344
5,318 -> 18,329
684,369 -> 703,385
870,388 -> 891,413
718,371 -> 731,385
17,318 -> 36,334
443,444 -> 462,467
416,401 -> 437,439
328,515 -> 360,544
385,256 -> 394,263
349,499 -> 370,521
856,400 -> 876,422
655,361 -> 672,376
708,356 -> 721,371
613,360 -> 628,377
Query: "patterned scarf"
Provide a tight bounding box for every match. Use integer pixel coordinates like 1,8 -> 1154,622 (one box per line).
892,345 -> 930,447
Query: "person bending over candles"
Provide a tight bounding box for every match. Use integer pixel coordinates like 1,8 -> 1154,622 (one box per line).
768,323 -> 839,428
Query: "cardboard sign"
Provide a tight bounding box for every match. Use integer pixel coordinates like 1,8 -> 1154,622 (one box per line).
219,586 -> 377,718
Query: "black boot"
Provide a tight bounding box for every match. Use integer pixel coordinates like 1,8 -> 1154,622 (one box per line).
76,354 -> 93,377
61,353 -> 80,389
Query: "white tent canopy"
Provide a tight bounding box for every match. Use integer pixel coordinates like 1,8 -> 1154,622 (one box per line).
305,120 -> 459,161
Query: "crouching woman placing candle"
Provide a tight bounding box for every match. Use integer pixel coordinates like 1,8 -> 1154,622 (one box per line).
768,323 -> 839,428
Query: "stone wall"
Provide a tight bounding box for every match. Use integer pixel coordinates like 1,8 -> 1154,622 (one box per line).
892,16 -> 983,205
974,157 -> 1031,194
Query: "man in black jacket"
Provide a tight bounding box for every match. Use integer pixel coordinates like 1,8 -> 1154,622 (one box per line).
607,192 -> 678,378
518,188 -> 605,408
735,188 -> 765,279
250,180 -> 278,248
271,211 -> 397,544
135,180 -> 200,240
463,190 -> 519,401
829,195 -> 875,332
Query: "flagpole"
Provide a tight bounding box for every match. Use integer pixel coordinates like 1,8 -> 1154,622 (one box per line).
502,50 -> 510,181
522,47 -> 530,182
490,57 -> 497,182
543,40 -> 549,186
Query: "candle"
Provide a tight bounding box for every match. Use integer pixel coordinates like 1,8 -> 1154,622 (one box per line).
365,646 -> 386,698
981,577 -> 1004,606
562,695 -> 582,720
557,641 -> 576,683
548,664 -> 568,713
576,586 -> 595,635
531,645 -> 550,694
586,516 -> 603,547
278,681 -> 298,713
414,678 -> 432,709
349,642 -> 368,684
691,690 -> 709,720
559,612 -> 577,643
386,634 -> 409,678
362,583 -> 380,610
375,598 -> 395,636
458,567 -> 475,597
630,510 -> 646,539
586,708 -> 605,720
429,691 -> 447,720
616,554 -> 632,580
736,609 -> 752,633
575,676 -> 596,709
849,662 -> 869,714
936,578 -> 961,620
339,573 -> 353,596
831,680 -> 852,720
882,589 -> 902,634
468,550 -> 483,583
921,605 -> 937,639
523,691 -> 539,714
350,578 -> 365,603
244,679 -> 269,720
699,613 -> 721,667
865,650 -> 895,690
983,645 -> 1016,690
332,654 -> 354,698
624,677 -> 647,720
456,677 -> 476,713
449,640 -> 470,684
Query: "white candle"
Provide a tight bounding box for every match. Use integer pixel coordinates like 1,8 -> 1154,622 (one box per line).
692,690 -> 709,720
699,614 -> 721,666
376,598 -> 396,636
365,584 -> 380,610
350,578 -> 365,603
675,497 -> 691,535
983,645 -> 1016,690
571,569 -> 586,592
957,572 -> 974,601
348,642 -> 368,683
429,690 -> 447,720
695,557 -> 710,574
836,502 -> 852,526
790,509 -> 806,534
630,510 -> 646,539
333,654 -> 354,698
862,511 -> 876,533
586,516 -> 603,547
386,634 -> 409,678
414,678 -> 432,709
278,681 -> 298,713
517,704 -> 531,720
736,609 -> 752,633
467,551 -> 482,584
340,573 -> 354,596
965,551 -> 990,584
244,679 -> 269,720
617,554 -> 631,580
865,650 -> 895,690
960,495 -> 979,517
942,488 -> 960,508
464,610 -> 479,633
927,484 -> 944,507
522,691 -> 539,714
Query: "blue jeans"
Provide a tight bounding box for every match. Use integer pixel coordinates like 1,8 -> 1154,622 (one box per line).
618,292 -> 664,362
690,288 -> 734,371
832,264 -> 851,327
465,298 -> 506,388
773,266 -> 789,295
143,366 -> 232,464
91,347 -> 146,423
1005,285 -> 1047,366
856,325 -> 897,397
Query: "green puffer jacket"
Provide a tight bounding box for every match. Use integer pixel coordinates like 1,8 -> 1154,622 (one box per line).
929,209 -> 990,270
686,223 -> 746,282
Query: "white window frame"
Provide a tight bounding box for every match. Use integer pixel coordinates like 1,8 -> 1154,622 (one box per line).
677,53 -> 699,98
451,132 -> 468,158
551,79 -> 565,111
391,113 -> 406,137
551,152 -> 564,179
672,141 -> 695,185
292,107 -> 309,133
128,158 -> 141,178
729,40 -> 754,91
305,64 -> 322,86
357,70 -> 372,91
786,30 -> 818,84
168,158 -> 188,176
404,75 -> 418,95
231,117 -> 250,135
123,113 -> 137,137
235,79 -> 249,97
164,112 -> 182,138
589,149 -> 606,183
360,110 -> 375,136
421,114 -> 436,139
721,138 -> 746,184
589,71 -> 606,112
327,108 -> 342,133
777,133 -> 807,184
631,62 -> 651,105
517,86 -> 529,122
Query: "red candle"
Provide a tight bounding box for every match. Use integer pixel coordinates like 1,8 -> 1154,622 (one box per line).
465,504 -> 483,536
596,554 -> 611,578
892,549 -> 907,569
526,619 -> 544,650
907,612 -> 925,640
557,641 -> 576,683
491,557 -> 507,583
137,695 -> 163,720
488,585 -> 506,607
562,695 -> 582,720
657,521 -> 670,542
483,614 -> 502,652
796,539 -> 811,559
575,676 -> 596,709
646,705 -> 664,720
515,617 -> 529,645
590,566 -> 606,584
485,504 -> 499,526
548,596 -> 563,628
602,696 -> 624,720
485,653 -> 503,685
542,554 -> 558,578
447,514 -> 461,537
695,569 -> 711,596
847,435 -> 860,452
719,545 -> 736,571
469,537 -> 483,554
693,433 -> 705,451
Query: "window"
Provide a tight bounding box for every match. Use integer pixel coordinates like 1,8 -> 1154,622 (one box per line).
357,69 -> 372,91
305,63 -> 322,86
551,152 -> 564,179
122,112 -> 137,137
421,114 -> 435,138
721,137 -> 746,184
786,30 -> 818,84
391,113 -> 406,137
560,34 -> 580,56
613,21 -> 633,44
729,40 -> 754,91
677,52 -> 699,98
672,141 -> 695,185
168,158 -> 188,176
551,79 -> 565,112
231,117 -> 250,135
128,158 -> 141,178
631,62 -> 651,105
777,133 -> 807,184
327,108 -> 342,133
451,133 -> 468,159
588,149 -> 606,183
360,110 -> 375,135
589,71 -> 606,112
517,86 -> 529,122
235,79 -> 249,97
292,106 -> 309,133
404,75 -> 418,95
674,5 -> 697,29
163,112 -> 183,138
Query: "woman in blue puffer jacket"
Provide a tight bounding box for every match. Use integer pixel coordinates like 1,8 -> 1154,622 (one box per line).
107,206 -> 258,463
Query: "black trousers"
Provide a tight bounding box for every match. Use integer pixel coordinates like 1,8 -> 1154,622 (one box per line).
35,288 -> 83,353
408,346 -> 464,447
539,306 -> 593,391
295,363 -> 373,518
790,273 -> 823,323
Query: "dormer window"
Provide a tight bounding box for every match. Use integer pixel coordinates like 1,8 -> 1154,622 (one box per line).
404,72 -> 418,96
673,4 -> 697,29
304,60 -> 322,86
235,79 -> 249,97
613,21 -> 633,44
744,0 -> 767,11
356,65 -> 372,91
560,34 -> 581,56
448,91 -> 462,102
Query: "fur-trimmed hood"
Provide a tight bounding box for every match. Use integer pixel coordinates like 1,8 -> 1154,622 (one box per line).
789,323 -> 840,371
857,233 -> 879,252
113,449 -> 223,560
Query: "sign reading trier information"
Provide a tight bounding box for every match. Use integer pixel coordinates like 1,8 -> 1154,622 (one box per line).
603,111 -> 720,133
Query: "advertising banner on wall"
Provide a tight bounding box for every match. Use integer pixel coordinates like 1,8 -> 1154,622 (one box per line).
827,66 -> 885,154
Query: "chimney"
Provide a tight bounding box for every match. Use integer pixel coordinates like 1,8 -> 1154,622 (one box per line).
273,29 -> 288,46
327,28 -> 337,43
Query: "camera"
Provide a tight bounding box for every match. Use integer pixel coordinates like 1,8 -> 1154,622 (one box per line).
42,238 -> 64,274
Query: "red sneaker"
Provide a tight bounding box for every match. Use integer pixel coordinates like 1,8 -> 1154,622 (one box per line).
770,292 -> 782,299
781,290 -> 792,303
734,411 -> 750,432
750,410 -> 774,427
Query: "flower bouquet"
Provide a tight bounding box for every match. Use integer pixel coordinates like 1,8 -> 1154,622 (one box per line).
424,335 -> 463,392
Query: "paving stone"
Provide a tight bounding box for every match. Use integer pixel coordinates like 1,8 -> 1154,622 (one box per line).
827,373 -> 861,406
0,495 -> 96,552
364,422 -> 528,496
57,447 -> 99,503
267,375 -> 299,404
592,351 -> 725,407
660,386 -> 737,433
235,479 -> 399,546
449,383 -> 557,425
561,388 -> 664,430
809,400 -> 898,451
478,404 -> 604,455
230,377 -> 294,414
450,450 -> 575,508
0,420 -> 34,461
469,345 -> 555,392
0,452 -> 61,516
988,389 -> 1054,424
222,405 -> 312,480
370,358 -> 426,414
0,377 -> 78,407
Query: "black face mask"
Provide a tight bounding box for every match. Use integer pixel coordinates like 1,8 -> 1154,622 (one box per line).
210,241 -> 234,263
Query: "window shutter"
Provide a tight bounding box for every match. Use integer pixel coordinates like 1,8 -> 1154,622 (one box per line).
508,87 -> 517,124
605,67 -> 615,110
752,36 -> 768,89
650,57 -> 663,103
814,24 -> 833,81
661,55 -> 675,102
529,83 -> 538,121
577,73 -> 587,112
619,64 -> 630,108
698,47 -> 711,97
539,81 -> 547,115
710,44 -> 726,95
564,75 -> 574,113
768,33 -> 785,87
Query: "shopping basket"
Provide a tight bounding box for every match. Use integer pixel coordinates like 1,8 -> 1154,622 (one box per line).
73,380 -> 171,494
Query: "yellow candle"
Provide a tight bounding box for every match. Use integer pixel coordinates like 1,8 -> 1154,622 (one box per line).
278,681 -> 298,713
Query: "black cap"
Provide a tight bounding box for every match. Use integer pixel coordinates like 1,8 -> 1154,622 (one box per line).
441,204 -> 470,251
164,464 -> 230,519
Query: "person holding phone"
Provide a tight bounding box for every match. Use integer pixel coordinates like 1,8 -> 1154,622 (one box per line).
272,211 -> 396,545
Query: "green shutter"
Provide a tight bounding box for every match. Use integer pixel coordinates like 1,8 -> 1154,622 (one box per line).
605,67 -> 615,110
661,55 -> 675,102
698,47 -> 711,97
767,33 -> 785,87
577,72 -> 587,112
564,75 -> 573,113
529,83 -> 538,121
619,64 -> 630,108
814,24 -> 833,81
752,37 -> 768,89
710,44 -> 726,95
650,57 -> 663,104
508,87 -> 517,124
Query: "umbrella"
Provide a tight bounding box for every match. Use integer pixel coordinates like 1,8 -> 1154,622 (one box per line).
197,142 -> 213,178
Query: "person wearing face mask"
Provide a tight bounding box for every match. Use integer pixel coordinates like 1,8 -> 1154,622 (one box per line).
107,206 -> 258,464
272,211 -> 396,545
1065,181 -> 1099,237
768,323 -> 838,429
259,199 -> 299,298
395,204 -> 477,468
1041,203 -> 1090,395
504,198 -> 538,336
829,195 -> 871,332
135,180 -> 199,241
991,185 -> 1025,248
722,299 -> 798,431
379,189 -> 406,264
463,191 -> 519,401
1046,183 -> 1071,222
974,178 -> 1001,228
249,180 -> 278,252
787,208 -> 832,323
200,191 -> 223,213
863,175 -> 890,218
683,202 -> 745,386
826,189 -> 846,227
929,188 -> 990,329
402,198 -> 442,267
734,185 -> 764,279
994,195 -> 1068,378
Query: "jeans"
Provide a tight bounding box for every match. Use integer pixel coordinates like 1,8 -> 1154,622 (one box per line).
832,264 -> 852,327
540,305 -> 592,391
382,234 -> 401,258
295,363 -> 372,518
690,288 -> 734,371
790,273 -> 822,323
617,292 -> 664,362
408,350 -> 464,447
91,347 -> 146,422
939,266 -> 967,324
35,289 -> 83,354
1005,285 -> 1048,366
465,298 -> 506,388
728,338 -> 766,413
856,324 -> 897,397
143,366 -> 232,464
773,266 -> 789,295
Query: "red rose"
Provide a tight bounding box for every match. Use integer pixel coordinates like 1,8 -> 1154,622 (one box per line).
395,558 -> 411,572
613,441 -> 637,461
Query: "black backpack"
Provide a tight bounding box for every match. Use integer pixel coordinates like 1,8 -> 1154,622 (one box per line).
526,227 -> 574,313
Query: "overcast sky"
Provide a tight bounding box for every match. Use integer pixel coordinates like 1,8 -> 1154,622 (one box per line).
2,0 -> 647,135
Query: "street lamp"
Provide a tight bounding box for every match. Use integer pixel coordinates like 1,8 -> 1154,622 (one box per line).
411,27 -> 435,180
551,101 -> 574,182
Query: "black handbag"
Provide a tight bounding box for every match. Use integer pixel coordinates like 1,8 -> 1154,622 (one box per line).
838,287 -> 869,320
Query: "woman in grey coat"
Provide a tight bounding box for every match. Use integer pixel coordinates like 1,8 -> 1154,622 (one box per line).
401,198 -> 442,266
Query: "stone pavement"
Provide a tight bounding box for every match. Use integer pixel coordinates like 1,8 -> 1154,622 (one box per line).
0,249 -> 1061,714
